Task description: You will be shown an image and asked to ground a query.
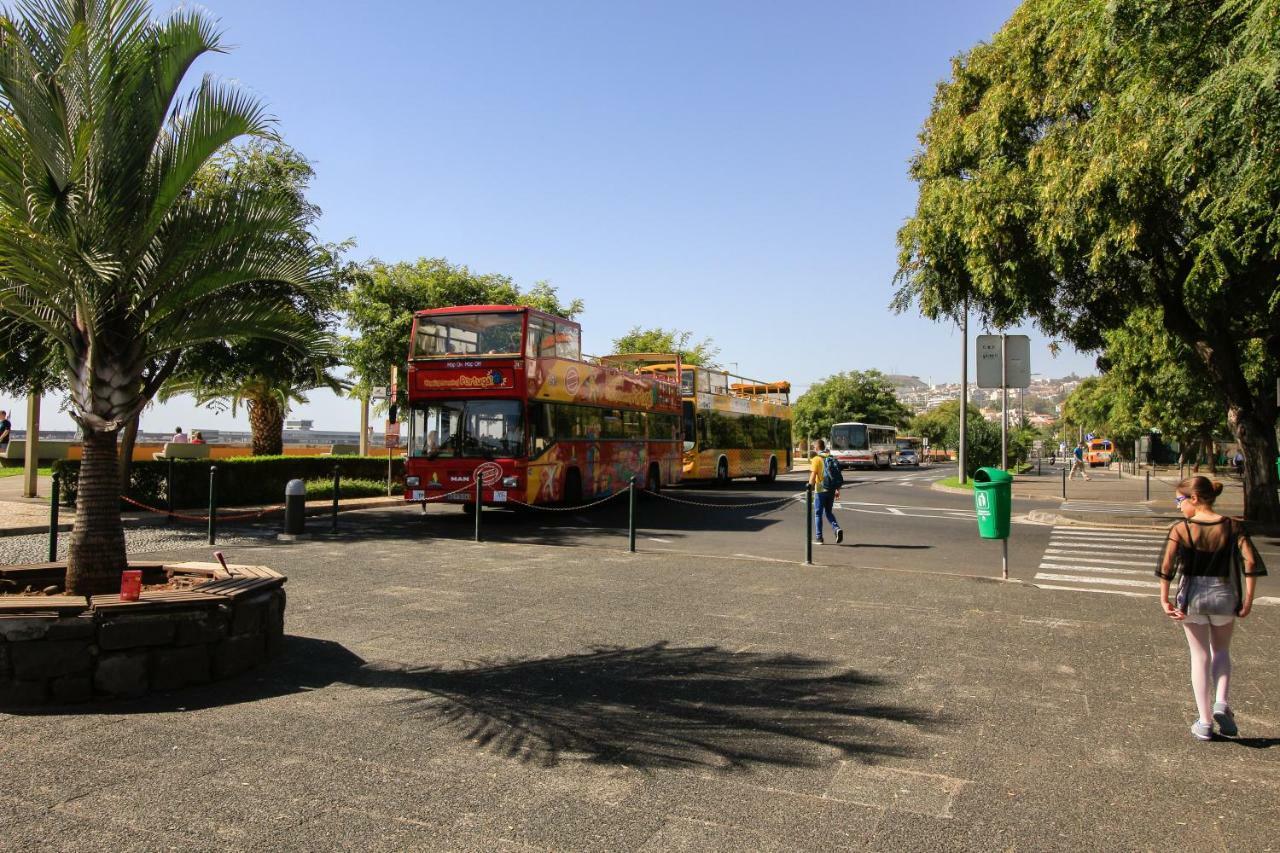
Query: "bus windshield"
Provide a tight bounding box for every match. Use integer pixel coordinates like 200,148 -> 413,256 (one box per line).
412,312 -> 524,358
831,423 -> 867,451
411,400 -> 524,458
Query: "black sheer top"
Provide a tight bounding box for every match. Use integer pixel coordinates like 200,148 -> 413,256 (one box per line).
1156,517 -> 1266,582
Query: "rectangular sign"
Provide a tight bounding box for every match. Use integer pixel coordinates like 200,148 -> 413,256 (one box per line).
370,385 -> 388,401
384,421 -> 400,448
417,368 -> 513,391
976,334 -> 1031,389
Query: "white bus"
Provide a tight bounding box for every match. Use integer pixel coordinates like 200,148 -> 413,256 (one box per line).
829,422 -> 897,469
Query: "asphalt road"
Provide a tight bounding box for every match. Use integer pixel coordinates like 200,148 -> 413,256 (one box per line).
365,467 -> 1057,580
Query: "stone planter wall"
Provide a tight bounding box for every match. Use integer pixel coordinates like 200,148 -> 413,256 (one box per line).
0,562 -> 286,707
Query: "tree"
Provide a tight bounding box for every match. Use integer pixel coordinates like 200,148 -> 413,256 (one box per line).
610,327 -> 719,367
343,258 -> 582,395
0,0 -> 322,593
794,371 -> 912,441
161,142 -> 350,456
910,399 -> 1005,474
1100,308 -> 1229,468
894,0 -> 1280,520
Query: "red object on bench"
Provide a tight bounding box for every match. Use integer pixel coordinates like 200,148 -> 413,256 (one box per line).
120,569 -> 142,601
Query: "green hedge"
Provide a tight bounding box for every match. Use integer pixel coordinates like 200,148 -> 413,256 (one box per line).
52,455 -> 405,509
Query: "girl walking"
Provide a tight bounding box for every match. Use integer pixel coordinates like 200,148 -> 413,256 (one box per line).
1156,476 -> 1266,740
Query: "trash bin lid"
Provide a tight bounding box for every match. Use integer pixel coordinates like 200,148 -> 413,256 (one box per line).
973,467 -> 1012,485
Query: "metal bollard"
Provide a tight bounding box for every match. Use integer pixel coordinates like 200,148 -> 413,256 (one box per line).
805,484 -> 814,565
1145,469 -> 1150,501
1061,466 -> 1067,499
47,472 -> 60,562
473,477 -> 482,542
628,476 -> 636,553
331,465 -> 340,534
284,478 -> 306,536
208,465 -> 218,545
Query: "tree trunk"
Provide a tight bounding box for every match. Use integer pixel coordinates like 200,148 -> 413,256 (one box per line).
117,413 -> 140,491
1228,404 -> 1280,523
65,429 -> 127,595
247,395 -> 285,456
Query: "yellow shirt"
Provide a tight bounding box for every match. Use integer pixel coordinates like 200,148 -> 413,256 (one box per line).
810,454 -> 825,487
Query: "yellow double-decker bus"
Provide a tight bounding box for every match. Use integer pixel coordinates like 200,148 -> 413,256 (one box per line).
599,354 -> 792,485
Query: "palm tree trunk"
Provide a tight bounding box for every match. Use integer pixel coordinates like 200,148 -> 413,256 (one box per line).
65,429 -> 127,596
247,395 -> 285,456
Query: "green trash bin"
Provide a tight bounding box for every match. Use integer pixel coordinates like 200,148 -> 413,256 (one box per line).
973,467 -> 1012,540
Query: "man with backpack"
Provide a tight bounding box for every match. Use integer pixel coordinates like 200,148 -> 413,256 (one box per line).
809,438 -> 844,545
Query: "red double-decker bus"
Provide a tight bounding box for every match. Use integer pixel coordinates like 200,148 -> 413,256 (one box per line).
403,305 -> 683,509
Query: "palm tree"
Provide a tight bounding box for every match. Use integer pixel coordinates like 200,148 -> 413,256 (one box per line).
161,343 -> 349,456
0,0 -> 321,594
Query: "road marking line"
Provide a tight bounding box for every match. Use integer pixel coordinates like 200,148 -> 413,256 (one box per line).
1033,583 -> 1158,599
1037,563 -> 1148,576
1049,532 -> 1167,542
1040,554 -> 1152,567
647,537 -> 672,543
1044,544 -> 1158,554
1034,572 -> 1158,589
886,507 -> 904,515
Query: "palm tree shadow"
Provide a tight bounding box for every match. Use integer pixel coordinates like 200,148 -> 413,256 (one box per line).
354,641 -> 942,770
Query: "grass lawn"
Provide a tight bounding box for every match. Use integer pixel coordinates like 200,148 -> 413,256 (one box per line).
0,466 -> 52,478
937,476 -> 974,490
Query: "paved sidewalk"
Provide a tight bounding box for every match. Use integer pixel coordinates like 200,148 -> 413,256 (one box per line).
2,527 -> 1276,850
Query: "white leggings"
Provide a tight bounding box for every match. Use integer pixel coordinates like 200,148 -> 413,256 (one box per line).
1182,620 -> 1234,723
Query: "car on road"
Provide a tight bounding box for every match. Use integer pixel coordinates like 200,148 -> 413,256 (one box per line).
896,447 -> 919,466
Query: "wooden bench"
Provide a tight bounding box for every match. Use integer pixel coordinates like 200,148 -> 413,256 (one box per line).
151,442 -> 211,461
0,439 -> 74,467
91,589 -> 227,611
0,595 -> 89,615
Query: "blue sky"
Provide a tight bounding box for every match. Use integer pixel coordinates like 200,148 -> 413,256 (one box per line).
29,0 -> 1097,433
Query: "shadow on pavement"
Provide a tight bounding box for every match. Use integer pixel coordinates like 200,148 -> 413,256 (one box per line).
366,640 -> 940,770
1227,737 -> 1280,749
846,543 -> 934,550
36,635 -> 940,772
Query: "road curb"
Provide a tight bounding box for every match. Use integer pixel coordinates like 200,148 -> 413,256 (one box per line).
1026,509 -> 1180,529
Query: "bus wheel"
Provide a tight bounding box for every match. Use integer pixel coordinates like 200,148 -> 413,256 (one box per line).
564,469 -> 583,506
716,458 -> 730,487
645,463 -> 661,494
757,457 -> 777,484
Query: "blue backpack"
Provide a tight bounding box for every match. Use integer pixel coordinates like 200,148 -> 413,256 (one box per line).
821,454 -> 844,491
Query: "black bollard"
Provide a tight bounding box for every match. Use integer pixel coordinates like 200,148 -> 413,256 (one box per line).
628,476 -> 636,553
283,479 -> 306,536
805,484 -> 814,565
1146,469 -> 1150,501
1061,466 -> 1067,499
167,457 -> 175,524
208,465 -> 218,545
47,472 -> 60,562
331,464 -> 340,534
473,476 -> 482,542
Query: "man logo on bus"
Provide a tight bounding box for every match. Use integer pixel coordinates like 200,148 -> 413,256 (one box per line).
564,367 -> 580,396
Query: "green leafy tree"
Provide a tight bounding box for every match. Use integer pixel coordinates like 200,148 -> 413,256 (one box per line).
894,0 -> 1280,520
343,258 -> 582,395
0,1 -> 322,593
162,142 -> 350,456
911,399 -> 1007,473
1101,308 -> 1229,468
610,327 -> 719,367
794,370 -> 912,440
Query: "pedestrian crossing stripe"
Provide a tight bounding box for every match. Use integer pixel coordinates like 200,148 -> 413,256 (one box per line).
1034,524 -> 1167,598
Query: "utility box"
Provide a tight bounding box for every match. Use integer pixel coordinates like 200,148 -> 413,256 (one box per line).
974,467 -> 1012,540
